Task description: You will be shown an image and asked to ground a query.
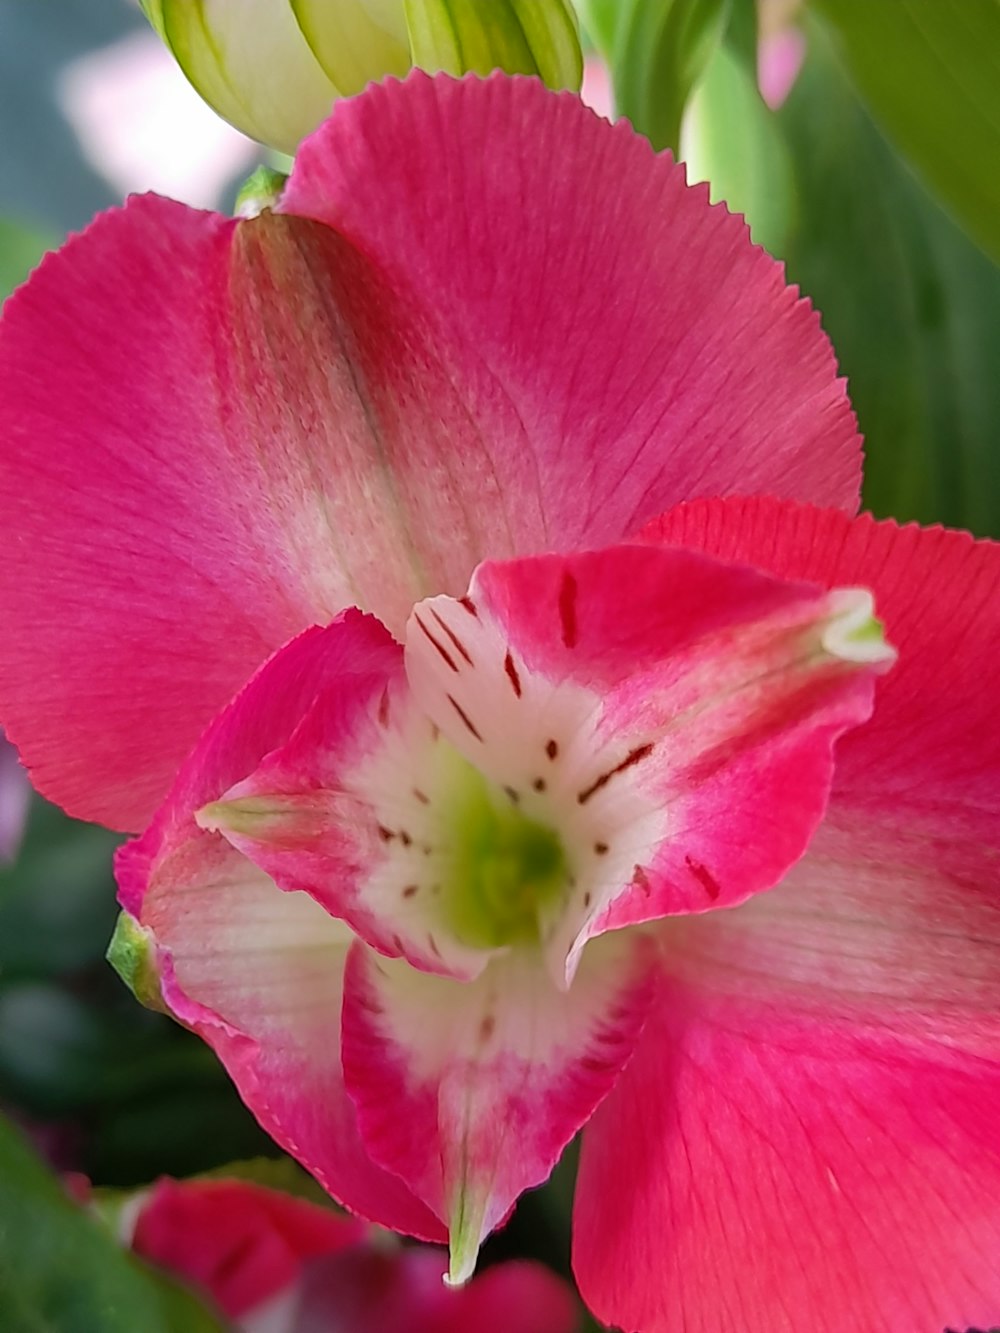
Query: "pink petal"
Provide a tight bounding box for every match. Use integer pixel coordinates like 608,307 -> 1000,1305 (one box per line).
0,199 -> 439,830
1,76 -> 858,834
118,617 -> 443,1241
297,1249 -> 579,1333
573,498 -> 1000,1330
132,1177 -> 365,1319
641,496 -> 1000,818
407,546 -> 890,983
341,930 -> 654,1282
286,74 -> 861,545
575,937 -> 1000,1332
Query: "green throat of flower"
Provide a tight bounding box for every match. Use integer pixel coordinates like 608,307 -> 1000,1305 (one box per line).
442,761 -> 568,950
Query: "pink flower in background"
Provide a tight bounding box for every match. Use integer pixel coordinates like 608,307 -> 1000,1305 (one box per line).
0,72 -> 998,1333
0,731 -> 30,863
127,1175 -> 578,1332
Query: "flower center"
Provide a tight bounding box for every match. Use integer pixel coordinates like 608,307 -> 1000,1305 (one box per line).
440,757 -> 569,950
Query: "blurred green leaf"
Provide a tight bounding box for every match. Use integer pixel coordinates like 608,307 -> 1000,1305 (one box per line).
0,220 -> 52,302
191,1155 -> 335,1206
0,1113 -> 224,1332
573,0 -> 618,52
778,21 -> 1000,536
584,0 -> 731,151
0,798 -> 120,977
681,39 -> 795,256
812,0 -> 1000,267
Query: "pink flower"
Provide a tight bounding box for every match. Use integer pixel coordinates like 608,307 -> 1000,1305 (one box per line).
128,1175 -> 578,1332
0,731 -> 30,863
0,73 -> 997,1332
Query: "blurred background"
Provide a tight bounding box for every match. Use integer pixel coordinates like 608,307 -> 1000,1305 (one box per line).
0,0 -> 998,1325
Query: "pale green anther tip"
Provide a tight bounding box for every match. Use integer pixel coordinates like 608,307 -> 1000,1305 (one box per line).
107,911 -> 168,1015
823,590 -> 896,666
235,166 -> 290,219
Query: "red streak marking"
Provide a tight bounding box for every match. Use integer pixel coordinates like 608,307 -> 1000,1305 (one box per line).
412,788 -> 429,805
631,865 -> 652,897
504,651 -> 522,697
377,688 -> 390,728
431,608 -> 473,664
459,596 -> 478,618
479,1014 -> 496,1042
402,885 -> 418,899
447,694 -> 483,741
578,742 -> 654,805
545,739 -> 558,760
414,613 -> 458,672
685,854 -> 721,901
559,570 -> 578,648
377,824 -> 394,843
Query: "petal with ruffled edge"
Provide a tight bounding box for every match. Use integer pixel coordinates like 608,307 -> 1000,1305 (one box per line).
117,615 -> 443,1241
341,929 -> 654,1284
284,72 -> 861,536
0,76 -> 859,833
574,499 -> 1000,1333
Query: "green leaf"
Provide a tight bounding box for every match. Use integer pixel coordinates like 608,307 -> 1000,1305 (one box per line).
778,20 -> 1000,537
403,0 -> 583,90
572,0 -> 619,52
811,0 -> 1000,267
0,1113 -> 225,1332
594,0 -> 732,152
680,40 -> 795,256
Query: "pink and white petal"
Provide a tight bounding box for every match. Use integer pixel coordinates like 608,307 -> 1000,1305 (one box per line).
137,840 -> 442,1242
406,546 -> 891,984
116,617 -> 442,1240
341,929 -> 654,1282
574,831 -> 1000,1333
1,198 -> 470,829
285,72 -> 862,545
201,667 -> 494,982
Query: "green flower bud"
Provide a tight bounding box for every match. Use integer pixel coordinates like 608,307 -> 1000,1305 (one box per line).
140,0 -> 582,155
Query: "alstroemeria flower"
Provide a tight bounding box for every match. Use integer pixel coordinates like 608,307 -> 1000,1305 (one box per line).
0,75 -> 997,1332
126,1175 -> 578,1332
